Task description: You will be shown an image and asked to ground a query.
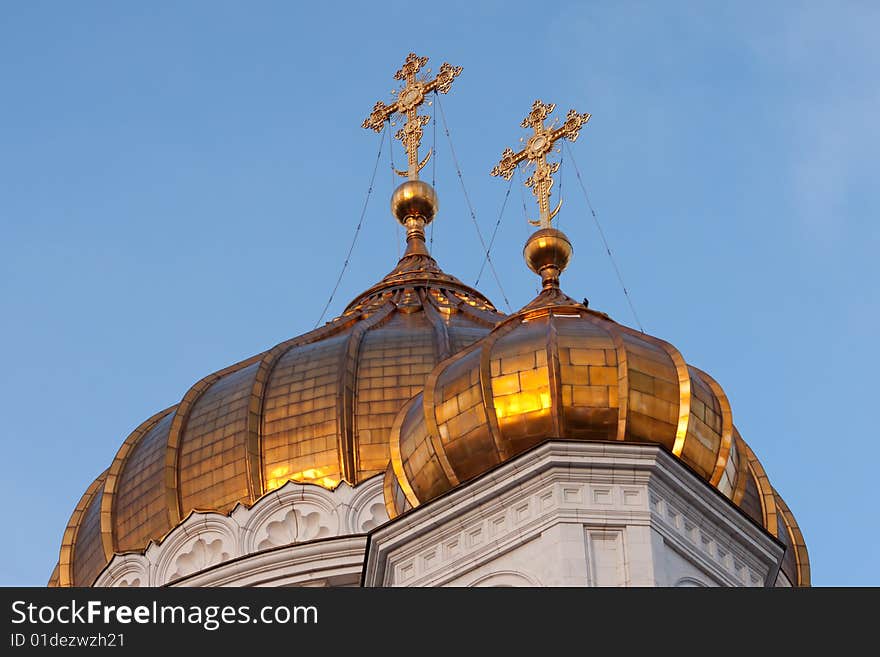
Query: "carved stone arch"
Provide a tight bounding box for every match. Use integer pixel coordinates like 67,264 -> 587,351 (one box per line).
94,553 -> 151,588
467,571 -> 542,587
675,576 -> 709,587
245,482 -> 341,553
238,485 -> 294,554
343,475 -> 388,534
150,513 -> 239,585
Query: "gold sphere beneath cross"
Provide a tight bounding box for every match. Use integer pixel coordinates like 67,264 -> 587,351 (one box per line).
524,228 -> 573,278
391,180 -> 438,225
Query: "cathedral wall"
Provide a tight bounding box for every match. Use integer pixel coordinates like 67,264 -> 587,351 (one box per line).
364,441 -> 784,588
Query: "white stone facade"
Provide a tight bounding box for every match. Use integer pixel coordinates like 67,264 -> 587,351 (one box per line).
94,475 -> 387,587
364,442 -> 783,587
96,442 -> 785,588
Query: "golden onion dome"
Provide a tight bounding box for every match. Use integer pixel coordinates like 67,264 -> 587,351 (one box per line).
52,210 -> 506,586
384,228 -> 810,587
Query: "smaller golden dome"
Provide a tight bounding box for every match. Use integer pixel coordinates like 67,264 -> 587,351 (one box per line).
388,300 -> 742,507
381,289 -> 809,588
391,180 -> 438,225
523,228 -> 572,287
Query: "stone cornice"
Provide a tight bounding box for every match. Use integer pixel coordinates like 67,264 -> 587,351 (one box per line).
363,441 -> 784,587
95,475 -> 386,587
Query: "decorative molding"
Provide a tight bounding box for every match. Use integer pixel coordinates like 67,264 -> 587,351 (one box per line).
95,475 -> 386,587
364,441 -> 784,587
170,536 -> 368,588
467,571 -> 542,587
648,485 -> 766,587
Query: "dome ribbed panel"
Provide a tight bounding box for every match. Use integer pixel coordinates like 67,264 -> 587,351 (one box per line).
354,311 -> 437,481
717,431 -> 739,498
448,322 -> 492,353
555,316 -> 619,440
115,411 -> 175,552
683,367 -> 723,479
178,363 -> 260,515
773,491 -> 810,586
775,501 -> 798,585
383,462 -> 410,519
261,334 -> 350,490
620,332 -> 679,450
739,469 -> 764,525
399,391 -> 452,502
434,348 -> 494,482
47,563 -> 60,586
72,481 -> 106,586
489,319 -> 554,457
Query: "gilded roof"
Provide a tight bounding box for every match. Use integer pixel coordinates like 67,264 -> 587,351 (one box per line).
385,288 -> 811,586
53,249 -> 504,586
52,62 -> 808,588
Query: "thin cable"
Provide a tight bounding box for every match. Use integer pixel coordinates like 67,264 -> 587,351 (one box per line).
475,175 -> 514,286
430,92 -> 437,248
314,128 -> 386,328
388,120 -> 400,258
564,140 -> 645,332
556,146 -> 564,231
517,166 -> 530,223
435,94 -> 511,311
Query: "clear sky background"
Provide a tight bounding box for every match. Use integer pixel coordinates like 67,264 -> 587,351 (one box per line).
1,1 -> 877,586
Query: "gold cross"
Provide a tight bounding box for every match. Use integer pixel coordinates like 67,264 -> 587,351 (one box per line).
362,52 -> 462,180
491,99 -> 590,227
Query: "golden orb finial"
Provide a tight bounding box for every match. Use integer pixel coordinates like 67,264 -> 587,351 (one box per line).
524,228 -> 572,289
391,179 -> 438,258
391,179 -> 438,225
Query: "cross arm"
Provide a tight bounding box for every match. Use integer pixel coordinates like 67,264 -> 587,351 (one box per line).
548,109 -> 592,144
362,99 -> 402,133
490,146 -> 530,180
423,62 -> 463,95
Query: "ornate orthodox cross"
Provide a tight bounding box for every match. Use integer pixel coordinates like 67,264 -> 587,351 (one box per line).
362,52 -> 462,180
491,100 -> 590,227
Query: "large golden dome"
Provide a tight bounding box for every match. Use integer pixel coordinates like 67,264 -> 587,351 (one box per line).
51,235 -> 504,587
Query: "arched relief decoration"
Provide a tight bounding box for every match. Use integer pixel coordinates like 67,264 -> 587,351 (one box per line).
152,514 -> 239,586
357,501 -> 389,533
95,476 -> 385,587
170,537 -> 231,581
345,475 -> 389,533
244,487 -> 340,554
468,571 -> 542,587
675,577 -> 708,587
94,554 -> 151,588
255,507 -> 333,551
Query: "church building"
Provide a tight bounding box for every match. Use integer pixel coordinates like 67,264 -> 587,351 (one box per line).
49,53 -> 809,588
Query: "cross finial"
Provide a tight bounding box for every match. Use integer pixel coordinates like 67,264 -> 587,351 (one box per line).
362,52 -> 462,180
491,99 -> 590,227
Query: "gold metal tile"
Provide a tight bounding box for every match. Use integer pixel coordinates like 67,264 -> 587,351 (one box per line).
569,348 -> 607,366
262,335 -> 349,491
72,480 -> 107,587
57,469 -> 107,587
179,364 -> 258,517
114,412 -> 175,552
773,490 -> 811,587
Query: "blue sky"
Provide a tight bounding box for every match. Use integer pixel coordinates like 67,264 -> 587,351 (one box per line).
1,1 -> 877,586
